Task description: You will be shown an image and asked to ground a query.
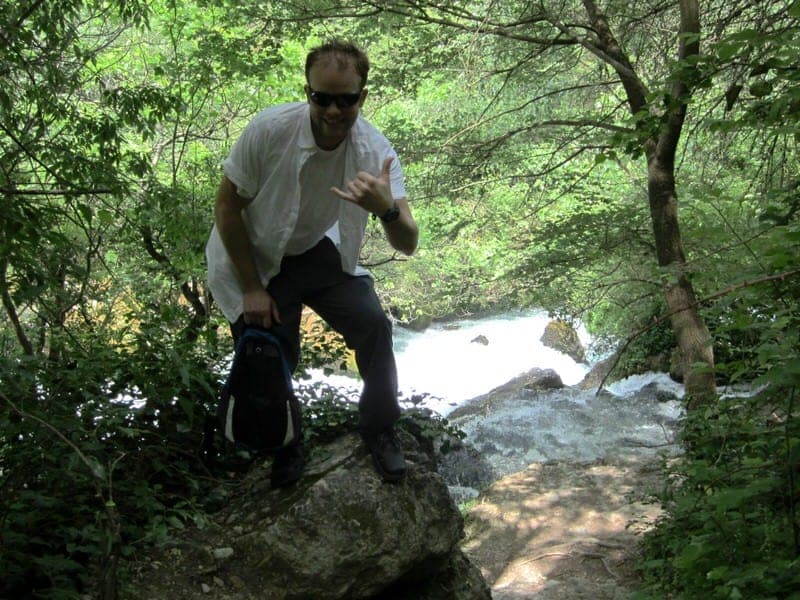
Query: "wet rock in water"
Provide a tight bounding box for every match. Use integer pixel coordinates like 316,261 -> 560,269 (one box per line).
522,369 -> 564,392
448,367 -> 564,420
402,313 -> 433,332
634,381 -> 681,403
470,334 -> 489,345
578,354 -> 619,390
541,319 -> 587,364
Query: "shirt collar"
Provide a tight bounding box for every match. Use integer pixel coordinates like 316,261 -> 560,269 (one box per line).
298,104 -> 317,150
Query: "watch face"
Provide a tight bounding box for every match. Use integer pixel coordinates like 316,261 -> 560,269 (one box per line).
381,202 -> 400,222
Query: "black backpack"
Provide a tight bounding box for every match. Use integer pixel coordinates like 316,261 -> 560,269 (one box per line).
202,327 -> 301,464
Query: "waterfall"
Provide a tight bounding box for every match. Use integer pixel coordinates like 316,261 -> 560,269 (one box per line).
304,309 -> 690,480
393,309 -> 594,416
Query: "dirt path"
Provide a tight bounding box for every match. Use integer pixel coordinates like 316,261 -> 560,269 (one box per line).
461,458 -> 664,599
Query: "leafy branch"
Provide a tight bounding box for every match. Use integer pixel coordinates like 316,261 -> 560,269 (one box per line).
1,391 -> 126,600
597,267 -> 800,392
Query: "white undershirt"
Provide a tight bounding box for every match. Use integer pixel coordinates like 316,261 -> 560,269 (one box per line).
284,140 -> 348,256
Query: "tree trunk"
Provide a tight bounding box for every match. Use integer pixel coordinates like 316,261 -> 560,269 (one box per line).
648,156 -> 716,408
647,0 -> 716,407
584,0 -> 717,407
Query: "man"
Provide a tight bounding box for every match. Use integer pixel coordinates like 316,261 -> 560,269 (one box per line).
206,39 -> 419,487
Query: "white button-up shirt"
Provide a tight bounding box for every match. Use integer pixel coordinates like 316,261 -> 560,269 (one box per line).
205,102 -> 407,323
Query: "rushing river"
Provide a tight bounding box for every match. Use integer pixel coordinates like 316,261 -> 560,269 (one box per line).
310,308 -> 684,414
305,310 -> 688,480
392,309 -> 594,416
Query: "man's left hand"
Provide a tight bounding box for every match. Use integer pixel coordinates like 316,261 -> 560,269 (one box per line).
331,156 -> 394,218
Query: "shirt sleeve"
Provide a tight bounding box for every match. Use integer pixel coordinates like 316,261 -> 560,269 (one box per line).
388,150 -> 408,200
222,116 -> 270,200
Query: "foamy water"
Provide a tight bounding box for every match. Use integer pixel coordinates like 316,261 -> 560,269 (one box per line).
393,310 -> 592,415
304,310 -> 600,416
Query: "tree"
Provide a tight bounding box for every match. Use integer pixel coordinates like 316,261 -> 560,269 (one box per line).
273,0 -> 800,405
0,2 -> 297,596
580,0 -> 716,404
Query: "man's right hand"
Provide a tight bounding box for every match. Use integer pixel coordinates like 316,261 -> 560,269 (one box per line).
242,288 -> 282,329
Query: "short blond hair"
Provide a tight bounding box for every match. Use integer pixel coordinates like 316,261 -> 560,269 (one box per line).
305,39 -> 370,89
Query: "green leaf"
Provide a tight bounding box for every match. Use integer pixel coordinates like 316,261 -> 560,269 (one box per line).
750,80 -> 773,98
89,459 -> 107,483
77,203 -> 92,222
97,208 -> 114,224
716,41 -> 745,61
167,515 -> 185,529
706,565 -> 729,581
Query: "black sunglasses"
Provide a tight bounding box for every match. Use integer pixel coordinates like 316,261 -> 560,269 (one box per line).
308,88 -> 362,109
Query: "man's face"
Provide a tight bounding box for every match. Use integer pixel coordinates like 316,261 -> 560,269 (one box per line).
305,58 -> 367,150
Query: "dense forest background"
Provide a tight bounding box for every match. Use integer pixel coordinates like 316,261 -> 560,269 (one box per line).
1,0 -> 799,598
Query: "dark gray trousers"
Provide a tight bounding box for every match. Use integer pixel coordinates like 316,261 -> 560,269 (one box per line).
231,236 -> 400,433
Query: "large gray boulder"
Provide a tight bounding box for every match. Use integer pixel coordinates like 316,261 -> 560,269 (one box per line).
578,354 -> 618,390
448,367 -> 564,420
124,427 -> 491,600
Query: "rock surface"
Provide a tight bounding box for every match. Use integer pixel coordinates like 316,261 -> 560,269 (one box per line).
577,354 -> 619,390
447,382 -> 679,485
540,320 -> 587,364
462,457 -> 664,599
448,368 -> 564,421
440,365 -> 677,599
124,428 -> 490,600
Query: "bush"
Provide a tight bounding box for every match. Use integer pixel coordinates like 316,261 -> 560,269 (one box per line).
635,375 -> 800,598
0,328 -> 221,599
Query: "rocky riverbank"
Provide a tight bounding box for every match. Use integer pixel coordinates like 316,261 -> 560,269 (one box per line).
124,427 -> 490,600
441,368 -> 678,598
460,455 -> 664,599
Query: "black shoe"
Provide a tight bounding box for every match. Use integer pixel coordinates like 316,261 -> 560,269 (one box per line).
362,427 -> 407,482
271,442 -> 305,488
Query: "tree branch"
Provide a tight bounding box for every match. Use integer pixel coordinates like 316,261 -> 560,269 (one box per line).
576,0 -> 651,114
366,0 -> 577,46
597,267 -> 800,392
0,187 -> 114,196
141,226 -> 208,325
656,0 -> 700,164
0,257 -> 34,356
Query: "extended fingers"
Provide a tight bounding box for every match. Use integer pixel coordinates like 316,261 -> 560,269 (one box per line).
330,186 -> 351,200
330,181 -> 369,203
331,170 -> 387,212
348,178 -> 370,197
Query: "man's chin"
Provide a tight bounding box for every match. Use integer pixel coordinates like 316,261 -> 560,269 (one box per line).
323,122 -> 347,134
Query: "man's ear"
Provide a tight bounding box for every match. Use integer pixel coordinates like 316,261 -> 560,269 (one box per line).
359,88 -> 368,107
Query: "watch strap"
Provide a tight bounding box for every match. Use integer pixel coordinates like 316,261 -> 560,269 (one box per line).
379,200 -> 400,223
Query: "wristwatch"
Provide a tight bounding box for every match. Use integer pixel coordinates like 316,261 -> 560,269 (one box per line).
379,201 -> 400,223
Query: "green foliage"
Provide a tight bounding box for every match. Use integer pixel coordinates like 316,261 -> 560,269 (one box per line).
635,263 -> 800,598
292,381 -> 465,451
295,381 -> 362,446
1,0 -> 800,598
0,2 -> 301,596
0,327 -> 222,598
296,316 -> 354,376
635,389 -> 800,599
